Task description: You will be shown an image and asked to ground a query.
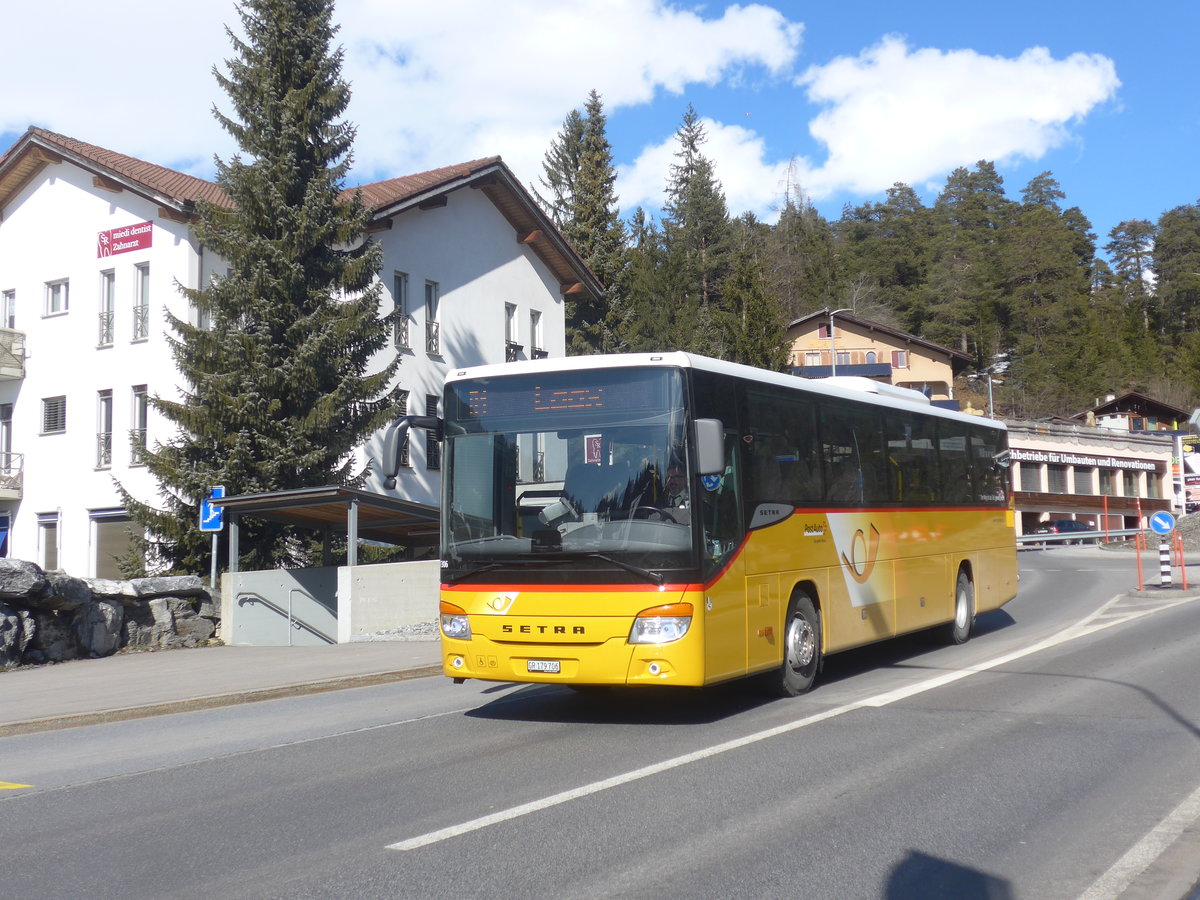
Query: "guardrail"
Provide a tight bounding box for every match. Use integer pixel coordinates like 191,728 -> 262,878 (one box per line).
1015,528 -> 1145,548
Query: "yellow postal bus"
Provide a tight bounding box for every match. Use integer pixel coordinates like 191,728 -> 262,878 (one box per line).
414,352 -> 1016,696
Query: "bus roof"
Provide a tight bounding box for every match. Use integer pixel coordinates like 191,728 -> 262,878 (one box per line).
445,352 -> 1006,431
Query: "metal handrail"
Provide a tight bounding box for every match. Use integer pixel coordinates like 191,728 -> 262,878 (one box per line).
425,320 -> 440,355
1015,527 -> 1144,548
235,590 -> 334,644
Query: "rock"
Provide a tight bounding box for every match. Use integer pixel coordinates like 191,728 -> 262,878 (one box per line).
35,572 -> 94,612
147,596 -> 215,648
130,575 -> 207,599
73,600 -> 124,657
88,578 -> 137,602
121,603 -> 156,649
1,602 -> 34,667
0,559 -> 48,601
29,610 -> 78,662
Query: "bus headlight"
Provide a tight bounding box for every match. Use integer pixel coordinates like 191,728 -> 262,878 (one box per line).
629,603 -> 693,644
440,600 -> 472,640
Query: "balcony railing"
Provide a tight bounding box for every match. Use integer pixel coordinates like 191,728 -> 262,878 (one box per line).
393,313 -> 412,350
0,329 -> 25,379
0,452 -> 23,498
426,320 -> 440,356
97,432 -> 113,468
98,310 -> 114,346
132,303 -> 150,341
531,347 -> 549,360
129,429 -> 148,466
505,341 -> 523,362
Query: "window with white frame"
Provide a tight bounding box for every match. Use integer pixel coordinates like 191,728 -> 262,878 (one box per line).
891,350 -> 909,369
132,263 -> 150,340
505,303 -> 521,361
99,270 -> 115,346
1,289 -> 14,329
425,280 -> 440,355
96,389 -> 113,468
38,512 -> 59,571
530,309 -> 544,357
393,271 -> 410,349
425,394 -> 441,470
130,385 -> 148,465
0,403 -> 12,474
41,396 -> 66,434
45,279 -> 69,316
395,390 -> 410,468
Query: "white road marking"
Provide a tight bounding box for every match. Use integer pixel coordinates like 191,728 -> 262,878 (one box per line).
390,592 -> 1199,852
1079,782 -> 1200,900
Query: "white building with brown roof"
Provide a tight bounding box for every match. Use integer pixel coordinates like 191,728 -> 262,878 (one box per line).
0,127 -> 598,577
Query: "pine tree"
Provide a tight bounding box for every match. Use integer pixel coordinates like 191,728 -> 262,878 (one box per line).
661,105 -> 733,356
1105,219 -> 1157,330
533,109 -> 585,230
120,0 -> 398,573
719,214 -> 790,370
564,91 -> 628,354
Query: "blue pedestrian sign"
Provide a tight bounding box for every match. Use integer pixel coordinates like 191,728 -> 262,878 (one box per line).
1149,510 -> 1176,536
200,486 -> 225,533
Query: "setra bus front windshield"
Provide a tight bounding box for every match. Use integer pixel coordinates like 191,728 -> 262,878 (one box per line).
442,366 -> 695,581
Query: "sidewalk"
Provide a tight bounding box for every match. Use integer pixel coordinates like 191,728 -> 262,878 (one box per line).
0,640 -> 443,737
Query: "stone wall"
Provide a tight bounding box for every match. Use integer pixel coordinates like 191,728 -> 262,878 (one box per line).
0,559 -> 219,667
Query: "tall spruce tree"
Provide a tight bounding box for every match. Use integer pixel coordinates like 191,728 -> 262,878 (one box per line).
719,214 -> 790,370
120,0 -> 398,573
565,91 -> 628,354
661,104 -> 732,356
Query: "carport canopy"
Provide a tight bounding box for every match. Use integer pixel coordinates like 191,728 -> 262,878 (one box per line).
211,486 -> 440,572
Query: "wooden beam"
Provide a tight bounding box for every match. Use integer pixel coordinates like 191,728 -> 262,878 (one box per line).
158,205 -> 192,223
518,230 -> 541,244
469,173 -> 499,188
417,195 -> 447,210
365,217 -> 393,233
561,282 -> 585,296
93,174 -> 124,193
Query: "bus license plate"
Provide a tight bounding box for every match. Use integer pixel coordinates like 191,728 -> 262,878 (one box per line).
527,659 -> 561,674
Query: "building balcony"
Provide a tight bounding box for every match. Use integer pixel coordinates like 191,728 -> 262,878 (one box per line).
0,452 -> 23,499
0,329 -> 25,379
505,341 -> 523,362
791,362 -> 893,380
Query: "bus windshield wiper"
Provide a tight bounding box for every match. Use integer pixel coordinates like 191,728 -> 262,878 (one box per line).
443,558 -> 556,585
581,553 -> 664,586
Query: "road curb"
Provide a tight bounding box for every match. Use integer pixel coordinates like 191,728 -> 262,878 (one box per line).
0,664 -> 444,738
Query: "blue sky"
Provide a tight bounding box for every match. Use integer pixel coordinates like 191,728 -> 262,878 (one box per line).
2,1 -> 1195,255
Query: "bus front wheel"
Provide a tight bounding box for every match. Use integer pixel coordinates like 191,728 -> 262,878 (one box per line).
939,569 -> 975,645
767,591 -> 821,697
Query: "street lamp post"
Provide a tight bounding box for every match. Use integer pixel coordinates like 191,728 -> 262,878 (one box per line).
828,308 -> 853,376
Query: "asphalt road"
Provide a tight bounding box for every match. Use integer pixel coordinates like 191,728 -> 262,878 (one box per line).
3,548 -> 1199,899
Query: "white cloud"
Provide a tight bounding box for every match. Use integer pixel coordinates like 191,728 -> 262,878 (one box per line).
339,0 -> 802,182
618,118 -> 795,221
1,0 -> 802,190
794,35 -> 1121,198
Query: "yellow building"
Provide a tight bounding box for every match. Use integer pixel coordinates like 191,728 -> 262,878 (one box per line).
786,307 -> 972,404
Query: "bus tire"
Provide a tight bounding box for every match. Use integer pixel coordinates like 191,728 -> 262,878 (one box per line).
768,591 -> 821,697
940,569 -> 975,645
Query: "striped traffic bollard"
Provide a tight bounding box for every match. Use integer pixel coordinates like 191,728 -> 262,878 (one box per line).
1160,540 -> 1172,587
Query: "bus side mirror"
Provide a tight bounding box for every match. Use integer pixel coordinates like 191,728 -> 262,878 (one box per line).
693,418 -> 724,476
382,415 -> 443,489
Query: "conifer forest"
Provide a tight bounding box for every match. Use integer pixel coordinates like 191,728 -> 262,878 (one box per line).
538,93 -> 1200,421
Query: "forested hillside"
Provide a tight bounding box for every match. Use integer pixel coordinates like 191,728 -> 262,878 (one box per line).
539,94 -> 1200,420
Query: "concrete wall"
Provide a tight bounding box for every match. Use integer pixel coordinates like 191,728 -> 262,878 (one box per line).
224,559 -> 440,646
338,559 -> 440,642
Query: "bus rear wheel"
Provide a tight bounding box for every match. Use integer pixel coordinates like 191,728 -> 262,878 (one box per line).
939,569 -> 975,645
767,591 -> 821,697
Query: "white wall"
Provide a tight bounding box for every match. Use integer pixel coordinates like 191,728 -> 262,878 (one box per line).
0,159 -> 567,574
0,163 -> 202,574
358,187 -> 566,506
